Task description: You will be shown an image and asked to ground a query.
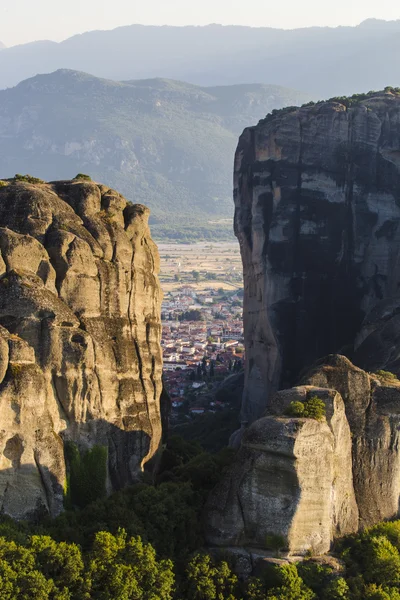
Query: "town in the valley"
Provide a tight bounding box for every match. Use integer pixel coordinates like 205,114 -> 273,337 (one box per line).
158,241 -> 244,420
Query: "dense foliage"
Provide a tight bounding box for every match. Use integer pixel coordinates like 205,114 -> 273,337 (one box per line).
3,435 -> 400,598
178,309 -> 205,322
65,444 -> 108,510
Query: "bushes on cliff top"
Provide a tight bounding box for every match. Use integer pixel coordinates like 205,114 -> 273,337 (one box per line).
264,90 -> 400,125
374,370 -> 399,383
285,396 -> 326,421
13,173 -> 45,184
74,173 -> 92,181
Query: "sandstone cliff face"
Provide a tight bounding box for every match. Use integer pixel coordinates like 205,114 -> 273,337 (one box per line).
207,92 -> 400,560
206,355 -> 400,556
303,355 -> 400,529
206,361 -> 357,556
234,93 -> 400,423
0,179 -> 162,519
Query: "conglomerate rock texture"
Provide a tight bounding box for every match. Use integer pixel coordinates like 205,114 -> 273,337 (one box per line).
0,179 -> 162,519
234,91 -> 400,424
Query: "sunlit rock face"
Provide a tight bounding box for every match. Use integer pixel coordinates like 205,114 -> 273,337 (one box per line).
206,355 -> 400,556
234,92 -> 400,423
0,179 -> 163,519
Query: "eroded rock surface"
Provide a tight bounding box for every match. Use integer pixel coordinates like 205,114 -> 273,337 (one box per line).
206,355 -> 400,555
0,179 -> 162,519
234,92 -> 400,423
303,355 -> 400,528
206,364 -> 358,556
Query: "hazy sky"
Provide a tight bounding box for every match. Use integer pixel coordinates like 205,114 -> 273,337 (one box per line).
1,0 -> 399,46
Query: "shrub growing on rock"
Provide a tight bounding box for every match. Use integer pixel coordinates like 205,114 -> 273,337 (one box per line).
285,401 -> 305,418
374,370 -> 398,383
285,397 -> 326,421
14,173 -> 45,184
74,173 -> 92,181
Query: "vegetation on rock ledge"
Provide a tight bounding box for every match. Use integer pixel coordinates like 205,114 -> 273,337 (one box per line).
74,173 -> 92,181
374,370 -> 399,384
260,88 -> 400,125
285,396 -> 326,421
13,173 -> 45,184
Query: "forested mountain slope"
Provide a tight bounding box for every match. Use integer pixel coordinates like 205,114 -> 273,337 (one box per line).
0,70 -> 311,238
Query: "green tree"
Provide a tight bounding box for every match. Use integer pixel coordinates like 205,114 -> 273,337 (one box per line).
184,553 -> 238,600
363,584 -> 400,599
30,535 -> 87,597
245,577 -> 266,600
266,564 -> 315,600
285,401 -> 305,418
324,577 -> 350,599
0,537 -> 57,600
368,522 -> 400,552
209,361 -> 215,378
88,529 -> 174,600
362,536 -> 400,587
65,443 -> 108,509
74,173 -> 92,181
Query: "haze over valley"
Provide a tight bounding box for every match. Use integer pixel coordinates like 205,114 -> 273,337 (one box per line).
0,69 -> 311,239
1,20 -> 400,96
2,6 -> 400,599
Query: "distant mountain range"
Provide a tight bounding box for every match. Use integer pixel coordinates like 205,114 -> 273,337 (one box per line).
1,21 -> 400,96
0,69 -> 311,239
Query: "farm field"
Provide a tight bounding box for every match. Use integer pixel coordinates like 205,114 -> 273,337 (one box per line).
158,242 -> 242,292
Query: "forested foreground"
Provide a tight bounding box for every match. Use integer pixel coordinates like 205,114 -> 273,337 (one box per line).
2,436 -> 400,599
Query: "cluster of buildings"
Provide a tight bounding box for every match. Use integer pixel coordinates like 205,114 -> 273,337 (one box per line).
161,286 -> 242,321
161,285 -> 244,416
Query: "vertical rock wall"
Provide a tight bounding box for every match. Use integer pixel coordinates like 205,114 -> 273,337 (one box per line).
0,179 -> 163,519
207,92 -> 400,559
234,93 -> 400,423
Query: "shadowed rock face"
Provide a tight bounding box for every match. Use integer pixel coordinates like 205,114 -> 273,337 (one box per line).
234,92 -> 400,423
207,92 -> 400,560
0,179 -> 162,519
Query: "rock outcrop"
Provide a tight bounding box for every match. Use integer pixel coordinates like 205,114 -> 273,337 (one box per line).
234,91 -> 400,424
303,355 -> 400,529
206,355 -> 400,556
0,178 -> 162,519
206,91 -> 400,560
